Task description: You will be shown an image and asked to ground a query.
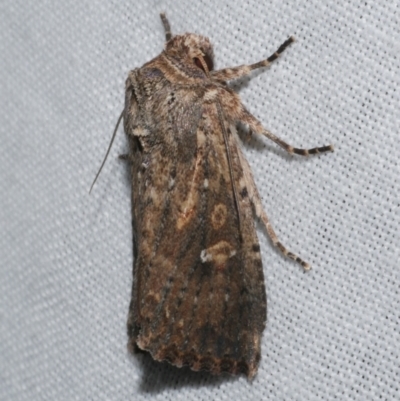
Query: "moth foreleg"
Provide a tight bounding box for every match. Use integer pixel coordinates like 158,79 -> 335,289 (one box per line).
211,37 -> 295,82
240,108 -> 334,155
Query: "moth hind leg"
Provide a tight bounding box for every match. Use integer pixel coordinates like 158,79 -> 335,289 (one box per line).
255,201 -> 311,270
160,13 -> 172,41
234,132 -> 312,270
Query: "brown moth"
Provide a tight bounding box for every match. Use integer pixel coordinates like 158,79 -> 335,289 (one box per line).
121,13 -> 333,378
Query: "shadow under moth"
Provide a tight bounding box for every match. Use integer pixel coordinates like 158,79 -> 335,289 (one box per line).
94,13 -> 333,379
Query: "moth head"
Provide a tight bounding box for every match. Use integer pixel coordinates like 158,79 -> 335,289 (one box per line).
165,33 -> 214,75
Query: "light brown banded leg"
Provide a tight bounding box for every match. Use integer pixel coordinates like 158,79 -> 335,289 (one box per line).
231,127 -> 312,271
260,209 -> 311,270
211,37 -> 295,82
160,13 -> 172,41
240,108 -> 334,155
247,192 -> 311,270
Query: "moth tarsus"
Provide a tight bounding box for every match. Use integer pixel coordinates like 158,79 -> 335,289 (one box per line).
120,13 -> 333,379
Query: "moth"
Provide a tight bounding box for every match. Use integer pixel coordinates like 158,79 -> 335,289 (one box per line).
100,13 -> 333,379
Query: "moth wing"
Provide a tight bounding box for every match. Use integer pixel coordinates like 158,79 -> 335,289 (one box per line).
127,84 -> 266,377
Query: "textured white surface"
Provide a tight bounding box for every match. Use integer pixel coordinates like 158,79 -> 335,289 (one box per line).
1,0 -> 399,400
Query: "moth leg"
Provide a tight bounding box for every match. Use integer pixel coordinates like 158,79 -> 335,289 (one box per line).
211,37 -> 295,82
255,200 -> 311,270
231,127 -> 312,270
240,108 -> 334,155
160,13 -> 172,41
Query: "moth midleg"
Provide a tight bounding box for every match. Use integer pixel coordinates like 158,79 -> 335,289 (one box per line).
211,37 -> 295,82
240,108 -> 334,155
160,13 -> 172,41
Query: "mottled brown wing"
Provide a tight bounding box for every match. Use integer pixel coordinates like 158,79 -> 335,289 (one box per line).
125,79 -> 266,378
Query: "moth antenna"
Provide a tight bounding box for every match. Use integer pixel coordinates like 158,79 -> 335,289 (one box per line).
89,109 -> 124,194
160,13 -> 172,41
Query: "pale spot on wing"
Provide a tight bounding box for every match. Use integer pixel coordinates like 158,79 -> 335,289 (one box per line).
133,126 -> 149,136
176,129 -> 206,230
203,88 -> 218,101
203,178 -> 209,188
176,191 -> 196,230
147,291 -> 161,303
197,128 -> 207,146
200,249 -> 212,263
149,187 -> 159,201
200,240 -> 236,270
239,177 -> 246,191
211,203 -> 227,230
